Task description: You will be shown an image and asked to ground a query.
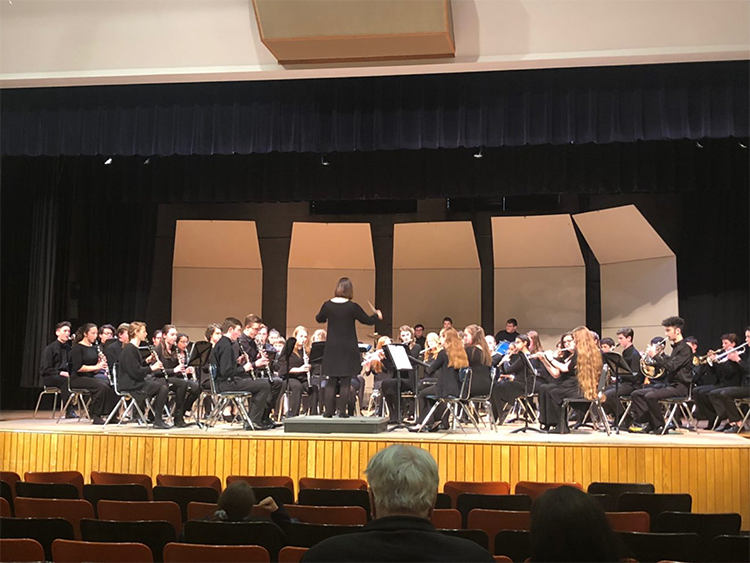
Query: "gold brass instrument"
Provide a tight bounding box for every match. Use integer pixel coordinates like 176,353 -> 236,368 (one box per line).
696,341 -> 748,366
640,337 -> 668,380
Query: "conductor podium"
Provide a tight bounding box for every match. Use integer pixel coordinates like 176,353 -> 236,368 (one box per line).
284,415 -> 388,434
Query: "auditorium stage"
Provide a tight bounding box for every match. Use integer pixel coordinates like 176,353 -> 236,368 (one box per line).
1,411 -> 748,529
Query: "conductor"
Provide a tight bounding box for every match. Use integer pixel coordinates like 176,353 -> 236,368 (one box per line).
316,277 -> 382,418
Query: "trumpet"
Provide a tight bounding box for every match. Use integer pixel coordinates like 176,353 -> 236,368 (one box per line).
697,342 -> 748,366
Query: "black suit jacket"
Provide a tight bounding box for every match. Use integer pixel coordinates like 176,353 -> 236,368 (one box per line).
301,515 -> 494,562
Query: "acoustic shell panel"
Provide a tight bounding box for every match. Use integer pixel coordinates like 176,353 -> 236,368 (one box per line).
172,220 -> 262,341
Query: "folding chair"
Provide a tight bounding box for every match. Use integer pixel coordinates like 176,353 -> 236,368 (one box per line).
297,489 -> 370,514
467,368 -> 497,430
56,379 -> 92,423
203,365 -> 256,430
104,363 -> 149,427
33,386 -> 62,419
418,368 -> 480,433
456,494 -> 532,528
562,365 -> 611,435
587,482 -> 655,502
734,397 -> 750,430
617,493 -> 692,522
659,383 -> 697,434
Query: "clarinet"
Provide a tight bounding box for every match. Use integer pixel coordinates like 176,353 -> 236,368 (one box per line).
302,345 -> 311,386
238,338 -> 256,380
255,336 -> 273,382
95,342 -> 111,383
148,344 -> 167,378
183,342 -> 196,381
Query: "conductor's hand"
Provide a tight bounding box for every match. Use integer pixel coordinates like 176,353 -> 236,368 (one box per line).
256,496 -> 279,515
376,309 -> 383,321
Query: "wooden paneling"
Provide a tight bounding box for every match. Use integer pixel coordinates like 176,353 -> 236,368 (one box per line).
1,430 -> 747,528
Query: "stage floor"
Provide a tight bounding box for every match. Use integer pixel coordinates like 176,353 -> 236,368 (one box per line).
2,410 -> 748,529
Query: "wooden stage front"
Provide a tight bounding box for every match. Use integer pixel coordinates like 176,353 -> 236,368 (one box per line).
1,411 -> 748,529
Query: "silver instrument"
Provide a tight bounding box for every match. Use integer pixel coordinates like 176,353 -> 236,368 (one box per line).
95,342 -> 111,383
302,344 -> 311,386
640,337 -> 668,380
255,336 -> 273,382
180,342 -> 197,381
709,341 -> 748,366
148,344 -> 167,378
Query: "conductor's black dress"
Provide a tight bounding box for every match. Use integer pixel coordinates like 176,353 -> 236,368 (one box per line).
315,299 -> 378,378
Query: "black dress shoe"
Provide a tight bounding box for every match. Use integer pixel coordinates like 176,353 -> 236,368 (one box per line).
629,422 -> 652,434
256,421 -> 276,430
715,423 -> 730,432
724,425 -> 740,433
338,413 -> 350,418
92,416 -> 105,425
153,419 -> 172,430
173,417 -> 188,428
323,413 -> 333,419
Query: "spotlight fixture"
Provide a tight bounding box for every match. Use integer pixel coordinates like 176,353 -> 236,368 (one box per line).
144,157 -> 151,165
473,147 -> 483,159
104,157 -> 113,165
739,142 -> 747,149
321,154 -> 330,166
695,141 -> 704,149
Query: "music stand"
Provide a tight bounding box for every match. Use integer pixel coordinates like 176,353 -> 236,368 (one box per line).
383,344 -> 418,431
603,351 -> 635,434
510,353 -> 544,434
188,341 -> 212,368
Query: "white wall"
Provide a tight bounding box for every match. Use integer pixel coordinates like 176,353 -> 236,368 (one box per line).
2,0 -> 747,87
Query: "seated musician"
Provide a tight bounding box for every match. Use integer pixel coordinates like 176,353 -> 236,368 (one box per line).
601,327 -> 643,422
39,321 -> 74,417
278,326 -> 314,418
463,325 -> 492,398
693,333 -> 745,430
363,336 -> 394,417
118,321 -> 170,429
708,327 -> 749,433
158,325 -> 200,428
627,317 -> 693,434
381,326 -> 422,424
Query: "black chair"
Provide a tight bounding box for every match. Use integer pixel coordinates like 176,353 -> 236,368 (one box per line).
709,535 -> 750,563
81,518 -> 175,563
456,494 -> 532,528
617,492 -> 692,523
251,485 -> 295,507
0,517 -> 75,561
616,531 -> 701,563
587,481 -> 655,502
82,484 -> 149,516
440,528 -> 489,550
153,485 -> 220,523
435,492 -> 452,509
183,520 -> 286,561
654,511 -> 742,559
15,481 -> 80,499
284,522 -> 363,548
297,489 -> 370,514
0,481 -> 14,515
493,530 -> 531,561
589,493 -> 616,512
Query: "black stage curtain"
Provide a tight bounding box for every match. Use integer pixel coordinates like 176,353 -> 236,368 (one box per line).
3,139 -> 748,203
2,61 -> 747,157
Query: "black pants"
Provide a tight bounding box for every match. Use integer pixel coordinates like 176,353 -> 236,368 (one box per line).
709,386 -> 750,422
282,377 -> 311,417
266,376 -> 284,419
218,378 -> 271,425
602,382 -> 640,419
130,377 -> 170,421
382,377 -> 413,423
538,378 -> 581,428
70,375 -> 117,417
42,374 -> 72,407
167,376 -> 200,417
322,376 -> 356,416
693,384 -> 723,421
491,380 -> 525,422
630,382 -> 688,429
417,384 -> 449,425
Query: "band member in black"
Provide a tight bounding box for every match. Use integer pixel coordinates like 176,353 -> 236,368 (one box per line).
239,314 -> 282,425
118,322 -> 171,429
278,326 -> 313,418
492,334 -> 533,424
628,316 -> 693,434
463,325 -> 493,397
39,321 -> 74,414
159,325 -> 200,428
315,277 -> 381,418
70,323 -> 118,424
494,318 -> 520,347
414,324 -> 426,349
210,317 -> 272,430
601,327 -> 643,420
105,323 -> 130,368
381,326 -> 422,424
99,324 -> 115,347
200,323 -> 223,391
709,327 -> 750,433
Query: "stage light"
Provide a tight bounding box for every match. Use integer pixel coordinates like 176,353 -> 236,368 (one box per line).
104,157 -> 113,165
739,142 -> 747,149
321,154 -> 330,166
144,157 -> 151,165
473,147 -> 483,159
695,141 -> 704,149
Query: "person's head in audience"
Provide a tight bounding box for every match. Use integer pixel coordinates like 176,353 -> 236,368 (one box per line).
213,481 -> 256,521
414,324 -> 425,340
365,444 -> 438,520
600,337 -> 615,353
616,327 -> 634,350
530,486 -> 621,562
442,317 -> 453,329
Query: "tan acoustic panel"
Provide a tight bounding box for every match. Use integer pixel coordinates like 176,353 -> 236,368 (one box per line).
287,269 -> 376,343
393,269 -> 481,335
573,205 -> 674,264
173,220 -> 262,269
253,0 -> 454,64
393,222 -> 479,270
288,223 -> 374,270
601,257 -> 679,351
172,268 -> 263,328
491,216 -> 585,268
494,266 -> 585,345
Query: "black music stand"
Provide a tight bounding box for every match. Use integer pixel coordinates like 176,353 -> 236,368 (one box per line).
603,351 -> 635,435
188,341 -> 212,369
309,342 -> 325,414
510,353 -> 544,434
383,344 -> 418,431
